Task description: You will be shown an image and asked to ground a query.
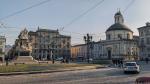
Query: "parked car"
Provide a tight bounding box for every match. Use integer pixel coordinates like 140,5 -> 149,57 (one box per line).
56,57 -> 63,61
86,58 -> 93,62
123,62 -> 140,74
136,77 -> 150,83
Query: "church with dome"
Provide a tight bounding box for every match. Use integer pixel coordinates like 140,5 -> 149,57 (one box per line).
71,11 -> 139,62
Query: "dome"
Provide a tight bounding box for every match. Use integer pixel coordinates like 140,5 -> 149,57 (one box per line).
106,23 -> 133,32
115,11 -> 122,16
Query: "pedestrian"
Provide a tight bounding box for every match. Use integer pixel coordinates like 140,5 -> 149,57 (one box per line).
114,60 -> 117,67
118,60 -> 120,67
119,60 -> 122,68
145,58 -> 149,64
118,60 -> 122,68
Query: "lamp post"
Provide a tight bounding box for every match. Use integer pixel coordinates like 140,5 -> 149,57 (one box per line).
51,41 -> 55,64
84,33 -> 93,63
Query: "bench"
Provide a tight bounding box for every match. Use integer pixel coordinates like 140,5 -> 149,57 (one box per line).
14,62 -> 25,65
136,77 -> 150,84
38,61 -> 48,64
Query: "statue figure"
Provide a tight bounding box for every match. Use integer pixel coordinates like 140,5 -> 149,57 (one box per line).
19,28 -> 28,39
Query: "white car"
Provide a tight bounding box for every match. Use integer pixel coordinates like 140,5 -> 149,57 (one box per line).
123,62 -> 140,73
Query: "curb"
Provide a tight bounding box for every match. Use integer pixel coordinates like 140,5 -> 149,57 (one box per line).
0,66 -> 106,76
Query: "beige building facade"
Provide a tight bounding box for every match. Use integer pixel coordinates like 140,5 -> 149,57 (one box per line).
9,28 -> 71,61
71,44 -> 87,61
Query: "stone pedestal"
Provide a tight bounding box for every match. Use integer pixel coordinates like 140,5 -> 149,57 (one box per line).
0,54 -> 5,63
13,56 -> 38,64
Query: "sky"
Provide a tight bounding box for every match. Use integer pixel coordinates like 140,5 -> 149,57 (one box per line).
0,0 -> 150,45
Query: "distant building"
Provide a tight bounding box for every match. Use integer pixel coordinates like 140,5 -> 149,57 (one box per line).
138,22 -> 150,60
29,28 -> 71,61
71,44 -> 87,61
0,36 -> 6,62
5,45 -> 12,56
71,11 -> 139,62
10,28 -> 71,61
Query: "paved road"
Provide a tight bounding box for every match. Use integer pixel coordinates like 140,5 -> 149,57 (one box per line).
0,61 -> 150,84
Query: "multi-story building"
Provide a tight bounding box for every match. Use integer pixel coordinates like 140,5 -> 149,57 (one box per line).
29,28 -> 71,61
10,28 -> 71,61
0,36 -> 6,62
138,22 -> 150,60
71,11 -> 139,62
28,28 -> 60,60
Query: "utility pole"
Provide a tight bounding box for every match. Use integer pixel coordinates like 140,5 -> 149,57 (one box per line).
84,33 -> 93,63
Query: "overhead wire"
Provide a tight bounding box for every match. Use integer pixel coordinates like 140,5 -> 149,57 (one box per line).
59,0 -> 105,41
0,0 -> 106,43
0,0 -> 52,21
1,0 -> 105,37
123,0 -> 135,13
63,0 -> 105,28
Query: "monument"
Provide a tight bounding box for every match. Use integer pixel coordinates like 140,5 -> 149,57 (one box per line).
12,28 -> 37,64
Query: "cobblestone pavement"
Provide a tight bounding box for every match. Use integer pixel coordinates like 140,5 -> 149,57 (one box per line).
0,61 -> 150,84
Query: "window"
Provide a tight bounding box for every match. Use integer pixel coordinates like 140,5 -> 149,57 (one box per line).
20,42 -> 22,46
125,63 -> 136,66
118,34 -> 122,39
140,31 -> 144,36
0,42 -> 2,45
147,47 -> 150,52
26,44 -> 28,47
0,48 -> 2,53
63,40 -> 65,44
107,34 -> 111,40
148,54 -> 150,57
117,18 -> 119,23
127,33 -> 130,39
127,52 -> 130,55
141,38 -> 144,44
146,29 -> 150,35
147,37 -> 150,44
67,43 -> 70,48
43,45 -> 45,48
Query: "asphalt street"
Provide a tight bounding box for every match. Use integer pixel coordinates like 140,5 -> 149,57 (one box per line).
0,61 -> 150,84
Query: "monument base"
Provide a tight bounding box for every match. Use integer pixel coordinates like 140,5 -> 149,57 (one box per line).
13,56 -> 38,64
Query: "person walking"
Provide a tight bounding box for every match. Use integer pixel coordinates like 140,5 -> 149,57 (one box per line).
120,60 -> 123,68
145,57 -> 149,64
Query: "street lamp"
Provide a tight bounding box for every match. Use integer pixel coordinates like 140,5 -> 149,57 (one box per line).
50,41 -> 55,64
84,33 -> 93,63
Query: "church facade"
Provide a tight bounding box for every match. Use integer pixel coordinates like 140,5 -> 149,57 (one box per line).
71,11 -> 139,62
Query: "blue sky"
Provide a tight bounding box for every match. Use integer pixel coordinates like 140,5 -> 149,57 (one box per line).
0,0 -> 149,45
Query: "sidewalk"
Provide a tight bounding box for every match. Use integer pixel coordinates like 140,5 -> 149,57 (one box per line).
0,65 -> 106,76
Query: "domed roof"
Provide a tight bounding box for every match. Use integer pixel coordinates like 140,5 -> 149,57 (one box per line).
115,11 -> 122,16
106,23 -> 133,32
